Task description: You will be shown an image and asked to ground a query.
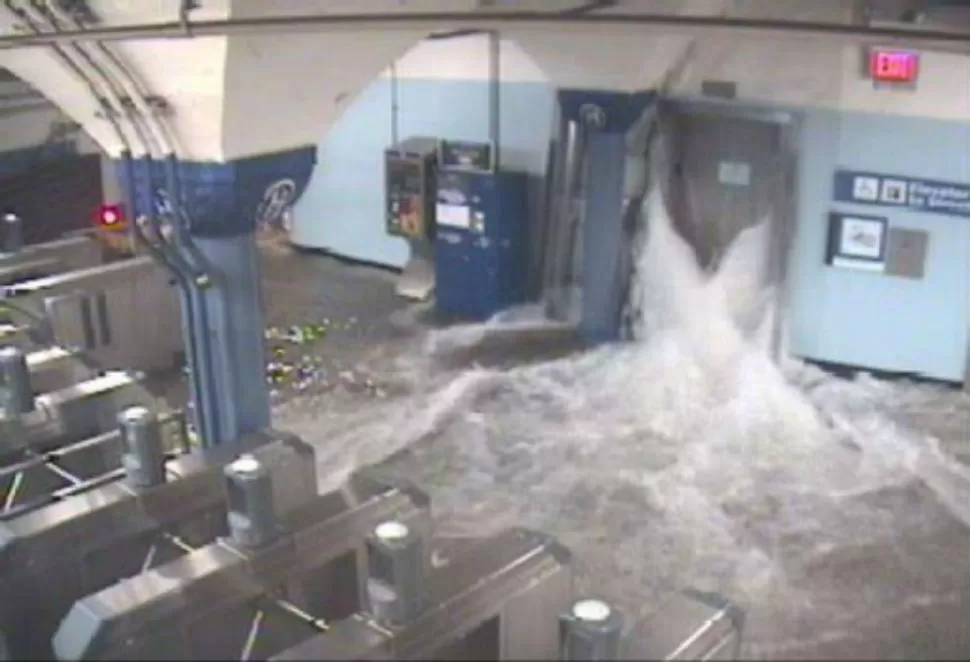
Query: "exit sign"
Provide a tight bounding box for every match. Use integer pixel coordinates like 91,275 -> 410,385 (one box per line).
869,48 -> 920,85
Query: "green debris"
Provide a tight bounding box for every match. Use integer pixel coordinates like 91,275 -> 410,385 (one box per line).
263,317 -> 372,397
264,317 -> 357,346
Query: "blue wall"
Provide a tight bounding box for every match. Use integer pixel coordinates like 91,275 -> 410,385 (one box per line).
789,109 -> 970,382
291,77 -> 555,267
115,146 -> 317,238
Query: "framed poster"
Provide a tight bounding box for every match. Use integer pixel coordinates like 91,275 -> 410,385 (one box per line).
826,212 -> 889,272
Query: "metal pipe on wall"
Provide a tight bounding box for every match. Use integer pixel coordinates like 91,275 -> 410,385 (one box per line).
42,2 -> 199,266
542,118 -> 586,321
488,30 -> 501,170
0,12 -> 968,51
0,7 -> 178,284
44,0 -> 222,444
0,100 -> 59,116
44,2 -> 170,155
0,91 -> 48,103
389,63 -> 399,146
5,1 -> 141,153
10,0 -> 219,443
9,5 -> 190,383
162,184 -> 221,445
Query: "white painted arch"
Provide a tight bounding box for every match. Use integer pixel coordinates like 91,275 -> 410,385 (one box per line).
1,0 -> 968,164
0,0 -> 728,162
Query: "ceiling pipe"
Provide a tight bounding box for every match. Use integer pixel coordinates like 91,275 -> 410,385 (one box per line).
25,1 -> 157,159
44,0 -> 172,158
427,0 -> 616,41
0,11 -> 968,51
0,99 -> 55,115
0,90 -> 47,103
559,0 -> 619,17
4,0 -> 143,153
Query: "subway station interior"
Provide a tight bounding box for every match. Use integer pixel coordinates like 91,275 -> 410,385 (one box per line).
0,0 -> 969,659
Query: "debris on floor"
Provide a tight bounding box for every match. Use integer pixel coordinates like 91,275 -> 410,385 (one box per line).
263,318 -> 387,400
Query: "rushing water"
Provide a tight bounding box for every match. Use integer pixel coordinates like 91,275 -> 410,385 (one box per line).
276,190 -> 970,657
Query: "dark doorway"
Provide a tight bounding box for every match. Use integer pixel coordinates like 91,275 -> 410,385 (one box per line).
657,101 -> 798,356
0,153 -> 103,245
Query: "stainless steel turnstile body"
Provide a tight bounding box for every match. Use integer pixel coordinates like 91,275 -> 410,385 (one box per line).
0,234 -> 103,287
5,256 -> 181,372
53,469 -> 431,660
274,528 -> 573,661
1,429 -> 309,660
0,371 -> 152,461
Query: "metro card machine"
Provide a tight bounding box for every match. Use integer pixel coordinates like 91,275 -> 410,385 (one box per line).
385,137 -> 439,300
385,137 -> 438,241
434,165 -> 530,321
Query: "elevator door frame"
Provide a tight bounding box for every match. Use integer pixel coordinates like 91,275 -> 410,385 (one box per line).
658,97 -> 801,363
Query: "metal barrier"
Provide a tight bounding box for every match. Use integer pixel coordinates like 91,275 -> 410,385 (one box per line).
4,255 -> 181,373
0,234 -> 103,287
0,423 -> 307,660
53,462 -> 430,660
0,361 -> 153,465
275,526 -> 573,661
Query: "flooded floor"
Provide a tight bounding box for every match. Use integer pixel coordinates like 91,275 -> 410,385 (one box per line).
255,220 -> 970,660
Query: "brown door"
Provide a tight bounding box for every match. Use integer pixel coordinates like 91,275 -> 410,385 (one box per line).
662,109 -> 789,278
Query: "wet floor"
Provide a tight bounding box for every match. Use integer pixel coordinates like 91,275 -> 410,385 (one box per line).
178,232 -> 970,660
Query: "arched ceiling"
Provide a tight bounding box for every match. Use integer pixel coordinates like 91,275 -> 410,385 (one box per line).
219,0 -> 462,160
0,0 -> 960,161
0,0 -> 230,159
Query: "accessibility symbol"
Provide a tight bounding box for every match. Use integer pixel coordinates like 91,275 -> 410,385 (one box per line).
852,176 -> 880,202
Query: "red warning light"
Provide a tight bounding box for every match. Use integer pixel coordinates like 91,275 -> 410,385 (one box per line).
869,49 -> 920,84
97,204 -> 125,228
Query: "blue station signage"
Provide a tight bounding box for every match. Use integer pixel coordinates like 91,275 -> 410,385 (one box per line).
834,169 -> 970,219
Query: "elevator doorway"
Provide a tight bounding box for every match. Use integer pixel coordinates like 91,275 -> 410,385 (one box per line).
658,101 -> 798,356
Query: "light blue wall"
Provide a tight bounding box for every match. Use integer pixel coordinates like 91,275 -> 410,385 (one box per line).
291,77 -> 555,267
789,109 -> 970,382
295,74 -> 970,382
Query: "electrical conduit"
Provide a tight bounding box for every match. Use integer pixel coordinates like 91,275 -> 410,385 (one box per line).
6,0 -> 216,443
42,0 -> 223,445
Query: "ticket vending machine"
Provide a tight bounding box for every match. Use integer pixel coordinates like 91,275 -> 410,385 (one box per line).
434,140 -> 530,321
385,137 -> 439,300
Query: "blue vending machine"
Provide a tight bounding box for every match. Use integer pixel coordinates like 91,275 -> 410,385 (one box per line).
434,140 -> 530,321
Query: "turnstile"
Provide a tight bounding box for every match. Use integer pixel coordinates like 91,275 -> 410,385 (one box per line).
52,461 -> 431,660
0,425 -> 300,660
0,233 -> 103,287
3,255 -> 181,372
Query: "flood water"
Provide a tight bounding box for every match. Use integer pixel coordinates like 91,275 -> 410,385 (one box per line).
275,191 -> 970,658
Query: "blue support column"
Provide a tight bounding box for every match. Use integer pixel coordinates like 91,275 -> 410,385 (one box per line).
582,132 -> 628,343
193,233 -> 270,441
557,90 -> 656,343
117,146 -> 316,445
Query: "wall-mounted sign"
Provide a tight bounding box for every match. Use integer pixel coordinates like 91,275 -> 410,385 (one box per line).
885,227 -> 929,280
436,203 -> 471,230
834,169 -> 970,219
868,48 -> 920,85
717,161 -> 751,187
826,212 -> 888,272
438,140 -> 494,174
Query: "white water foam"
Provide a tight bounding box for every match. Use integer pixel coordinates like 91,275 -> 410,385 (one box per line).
276,188 -> 970,656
